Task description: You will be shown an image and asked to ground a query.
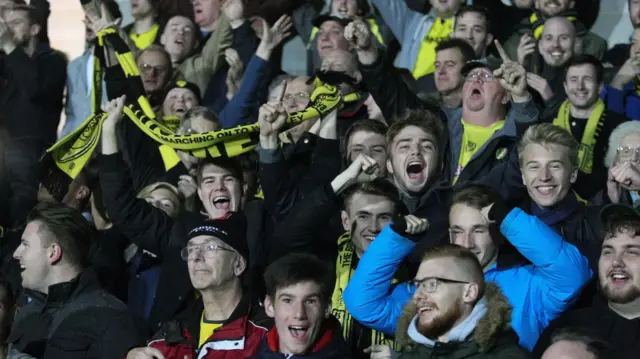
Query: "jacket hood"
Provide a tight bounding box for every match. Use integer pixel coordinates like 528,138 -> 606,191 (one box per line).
395,283 -> 512,353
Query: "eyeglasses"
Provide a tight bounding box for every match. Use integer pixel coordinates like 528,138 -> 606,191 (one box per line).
617,147 -> 640,161
465,71 -> 495,83
409,277 -> 469,293
180,243 -> 234,261
283,93 -> 310,103
141,63 -> 169,74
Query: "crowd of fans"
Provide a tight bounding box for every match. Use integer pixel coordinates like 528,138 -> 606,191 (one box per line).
0,0 -> 639,358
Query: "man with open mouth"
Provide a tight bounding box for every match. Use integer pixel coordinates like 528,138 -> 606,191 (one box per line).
534,203 -> 640,359
251,253 -> 351,359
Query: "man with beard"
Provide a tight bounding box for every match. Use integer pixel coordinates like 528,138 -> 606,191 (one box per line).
603,26 -> 640,121
344,183 -> 591,351
61,0 -> 121,138
390,244 -> 528,358
548,55 -> 628,200
533,203 -> 640,359
0,4 -> 66,226
504,0 -> 606,62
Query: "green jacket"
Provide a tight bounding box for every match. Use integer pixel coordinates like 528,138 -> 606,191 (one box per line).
395,284 -> 530,359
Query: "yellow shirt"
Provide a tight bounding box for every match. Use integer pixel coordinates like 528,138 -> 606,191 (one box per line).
454,119 -> 505,183
129,23 -> 160,50
412,18 -> 454,79
199,311 -> 223,348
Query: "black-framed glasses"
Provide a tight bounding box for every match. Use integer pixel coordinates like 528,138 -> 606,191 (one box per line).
409,277 -> 469,293
180,243 -> 234,261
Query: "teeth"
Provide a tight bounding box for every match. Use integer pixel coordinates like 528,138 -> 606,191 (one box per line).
538,186 -> 554,191
290,326 -> 307,330
420,306 -> 435,312
613,274 -> 629,279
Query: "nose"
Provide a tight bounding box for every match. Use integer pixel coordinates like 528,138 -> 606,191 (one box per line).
409,142 -> 420,154
293,301 -> 307,320
372,218 -> 384,233
461,232 -> 476,249
539,167 -> 552,181
12,246 -> 21,260
611,253 -> 626,268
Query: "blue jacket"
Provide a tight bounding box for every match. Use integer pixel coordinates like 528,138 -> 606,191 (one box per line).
343,207 -> 592,351
602,83 -> 640,121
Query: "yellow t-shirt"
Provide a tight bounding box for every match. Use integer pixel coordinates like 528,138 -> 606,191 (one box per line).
454,119 -> 505,183
412,18 -> 454,79
129,23 -> 160,50
199,311 -> 224,348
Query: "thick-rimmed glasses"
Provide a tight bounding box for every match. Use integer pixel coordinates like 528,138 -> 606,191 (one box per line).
409,277 -> 469,293
180,243 -> 234,261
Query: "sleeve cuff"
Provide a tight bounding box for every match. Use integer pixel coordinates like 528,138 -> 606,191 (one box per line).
258,146 -> 284,164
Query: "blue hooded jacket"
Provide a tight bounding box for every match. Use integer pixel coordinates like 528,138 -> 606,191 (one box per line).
343,207 -> 592,351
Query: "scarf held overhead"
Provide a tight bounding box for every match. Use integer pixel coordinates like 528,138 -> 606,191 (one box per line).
42,26 -> 354,198
552,99 -> 606,174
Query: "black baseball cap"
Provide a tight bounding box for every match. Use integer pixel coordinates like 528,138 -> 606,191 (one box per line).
461,56 -> 503,77
186,212 -> 249,260
162,80 -> 202,104
312,14 -> 351,28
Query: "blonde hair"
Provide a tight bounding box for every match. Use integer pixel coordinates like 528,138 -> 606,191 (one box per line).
517,123 -> 579,169
605,121 -> 640,168
137,182 -> 184,205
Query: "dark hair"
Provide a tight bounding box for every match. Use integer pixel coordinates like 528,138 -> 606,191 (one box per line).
27,201 -> 94,268
8,4 -> 38,25
603,214 -> 640,240
452,183 -> 500,211
343,119 -> 388,163
565,54 -> 605,84
196,157 -> 244,186
341,178 -> 401,214
455,5 -> 492,35
550,328 -> 609,358
387,109 -> 445,153
436,38 -> 477,64
264,253 -> 334,302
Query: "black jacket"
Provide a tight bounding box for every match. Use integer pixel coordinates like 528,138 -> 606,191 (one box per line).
533,299 -> 640,359
99,153 -> 267,329
1,46 -> 66,143
8,270 -> 146,359
248,317 -> 352,359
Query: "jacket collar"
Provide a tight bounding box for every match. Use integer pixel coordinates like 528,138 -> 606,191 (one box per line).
265,317 -> 339,356
26,269 -> 99,310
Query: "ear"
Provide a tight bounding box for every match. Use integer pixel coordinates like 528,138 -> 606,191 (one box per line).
563,81 -> 569,95
30,23 -> 41,37
160,32 -> 166,46
570,168 -> 578,184
462,283 -> 480,304
522,172 -> 527,186
325,303 -> 332,318
386,158 -> 394,175
75,186 -> 91,200
264,295 -> 275,318
598,83 -> 604,95
242,182 -> 249,197
233,254 -> 247,276
341,210 -> 351,232
49,243 -> 62,265
197,187 -> 204,202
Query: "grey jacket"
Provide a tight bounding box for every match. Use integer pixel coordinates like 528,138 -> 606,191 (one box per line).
60,49 -> 108,139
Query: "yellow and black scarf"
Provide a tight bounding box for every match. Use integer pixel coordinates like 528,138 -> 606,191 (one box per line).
529,11 -> 581,40
331,233 -> 399,351
41,26 -> 353,199
552,99 -> 606,174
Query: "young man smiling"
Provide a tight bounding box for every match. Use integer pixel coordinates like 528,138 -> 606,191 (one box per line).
250,253 -> 350,359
